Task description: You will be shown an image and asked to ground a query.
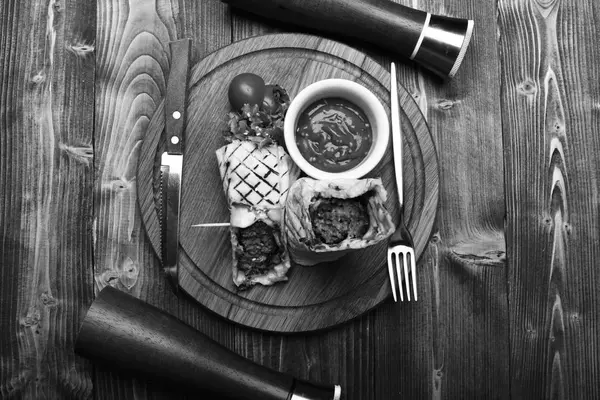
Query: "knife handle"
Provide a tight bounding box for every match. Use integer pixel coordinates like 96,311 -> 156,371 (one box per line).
165,39 -> 191,154
222,0 -> 473,79
76,287 -> 341,400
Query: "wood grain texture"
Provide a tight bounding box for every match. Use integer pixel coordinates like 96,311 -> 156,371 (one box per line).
3,0 -> 600,398
499,0 -> 600,398
0,0 -> 95,398
92,0 -> 233,399
94,0 -> 174,296
92,0 -> 182,398
371,0 -> 509,398
93,0 -> 230,295
137,33 -> 439,332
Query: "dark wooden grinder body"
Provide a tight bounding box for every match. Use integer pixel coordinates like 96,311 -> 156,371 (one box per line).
221,0 -> 472,78
75,286 -> 337,399
223,0 -> 427,54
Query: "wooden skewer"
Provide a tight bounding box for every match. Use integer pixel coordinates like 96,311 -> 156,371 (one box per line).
191,222 -> 230,227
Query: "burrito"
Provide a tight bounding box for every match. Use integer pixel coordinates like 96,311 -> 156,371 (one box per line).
284,178 -> 396,266
216,140 -> 299,289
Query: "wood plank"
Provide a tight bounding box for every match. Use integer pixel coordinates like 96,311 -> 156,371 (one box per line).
0,0 -> 95,398
372,0 -> 509,398
92,0 -> 231,398
498,0 -> 600,398
93,0 -> 180,397
93,0 -> 175,302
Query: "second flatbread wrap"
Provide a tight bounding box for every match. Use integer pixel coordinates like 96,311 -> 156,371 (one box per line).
284,177 -> 396,266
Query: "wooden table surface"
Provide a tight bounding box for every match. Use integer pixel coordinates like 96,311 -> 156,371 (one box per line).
1,0 -> 599,399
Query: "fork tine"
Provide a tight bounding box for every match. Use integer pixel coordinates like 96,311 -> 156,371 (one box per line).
394,253 -> 404,301
387,250 -> 397,302
402,252 -> 411,301
410,251 -> 417,301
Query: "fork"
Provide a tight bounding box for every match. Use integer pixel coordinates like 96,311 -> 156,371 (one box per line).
387,62 -> 417,302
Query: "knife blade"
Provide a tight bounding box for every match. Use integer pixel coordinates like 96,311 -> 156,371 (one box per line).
160,38 -> 191,291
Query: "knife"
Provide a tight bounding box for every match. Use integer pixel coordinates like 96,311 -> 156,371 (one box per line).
160,38 -> 191,291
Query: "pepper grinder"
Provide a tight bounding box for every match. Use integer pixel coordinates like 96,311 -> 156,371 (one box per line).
222,0 -> 474,79
75,286 -> 340,400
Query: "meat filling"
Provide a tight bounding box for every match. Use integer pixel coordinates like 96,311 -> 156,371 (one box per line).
309,197 -> 370,245
236,221 -> 281,277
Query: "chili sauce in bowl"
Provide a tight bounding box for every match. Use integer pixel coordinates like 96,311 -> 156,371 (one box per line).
284,79 -> 389,180
295,97 -> 373,173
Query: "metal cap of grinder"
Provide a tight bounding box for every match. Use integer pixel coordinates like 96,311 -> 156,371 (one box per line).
410,13 -> 474,79
221,0 -> 474,80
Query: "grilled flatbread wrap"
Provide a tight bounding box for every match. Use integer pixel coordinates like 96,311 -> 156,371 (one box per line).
216,140 -> 299,289
284,178 -> 395,266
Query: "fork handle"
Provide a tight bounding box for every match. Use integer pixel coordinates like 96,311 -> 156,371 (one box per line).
390,62 -> 403,206
222,0 -> 474,78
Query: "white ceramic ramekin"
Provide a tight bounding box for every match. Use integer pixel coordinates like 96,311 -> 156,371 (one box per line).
283,79 -> 389,180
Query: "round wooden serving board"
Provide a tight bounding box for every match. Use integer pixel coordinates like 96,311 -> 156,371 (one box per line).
137,33 -> 439,332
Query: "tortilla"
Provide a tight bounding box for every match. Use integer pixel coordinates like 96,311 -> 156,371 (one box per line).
216,140 -> 299,289
284,177 -> 396,266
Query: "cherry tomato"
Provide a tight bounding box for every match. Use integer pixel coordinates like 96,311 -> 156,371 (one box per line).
228,73 -> 265,110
